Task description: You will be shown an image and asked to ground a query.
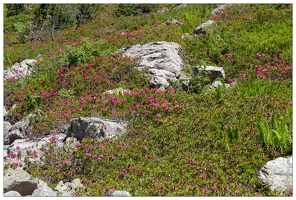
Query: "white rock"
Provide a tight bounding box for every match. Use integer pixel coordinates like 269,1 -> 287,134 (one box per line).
258,156 -> 292,192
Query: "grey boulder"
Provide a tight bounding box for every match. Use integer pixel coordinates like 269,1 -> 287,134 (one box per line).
123,41 -> 184,88
211,5 -> 229,17
163,18 -> 183,26
193,66 -> 225,82
4,59 -> 37,80
68,117 -> 126,140
4,191 -> 22,196
4,167 -> 38,196
258,156 -> 292,192
111,190 -> 132,197
31,179 -> 57,196
193,20 -> 215,35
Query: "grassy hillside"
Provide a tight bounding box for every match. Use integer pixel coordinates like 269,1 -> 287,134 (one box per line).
3,4 -> 292,196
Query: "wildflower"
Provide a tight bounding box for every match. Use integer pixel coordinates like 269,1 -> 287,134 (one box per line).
16,145 -> 20,150
199,173 -> 205,178
99,143 -> 104,148
223,124 -> 228,130
49,137 -> 57,144
204,189 -> 209,194
28,132 -> 33,137
161,102 -> 170,108
11,161 -> 19,167
228,78 -> 233,83
211,186 -> 217,191
8,152 -> 17,158
45,150 -> 50,155
156,113 -> 162,118
254,193 -> 263,196
109,188 -> 116,195
166,87 -> 174,92
86,153 -> 92,157
64,160 -> 71,166
132,166 -> 136,170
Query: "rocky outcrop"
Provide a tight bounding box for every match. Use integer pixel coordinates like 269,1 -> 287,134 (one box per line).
4,110 -> 47,145
258,156 -> 292,192
123,41 -> 185,88
4,117 -> 31,145
211,5 -> 228,17
163,18 -> 183,26
104,87 -> 131,95
193,66 -> 225,82
110,190 -> 132,197
4,106 -> 7,116
158,7 -> 168,14
3,167 -> 85,197
4,191 -> 22,196
68,117 -> 127,141
3,121 -> 12,135
31,179 -> 58,196
54,178 -> 84,196
4,167 -> 38,196
193,20 -> 215,35
4,59 -> 37,80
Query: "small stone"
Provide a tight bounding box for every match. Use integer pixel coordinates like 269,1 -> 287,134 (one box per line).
111,190 -> 132,197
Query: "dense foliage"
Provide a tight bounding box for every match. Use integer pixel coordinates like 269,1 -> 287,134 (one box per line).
3,4 -> 292,196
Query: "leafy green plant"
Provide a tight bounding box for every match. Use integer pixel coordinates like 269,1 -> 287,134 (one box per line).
13,21 -> 30,43
224,125 -> 239,152
65,38 -> 117,66
215,84 -> 225,104
23,94 -> 42,112
115,4 -> 158,17
186,69 -> 211,94
257,106 -> 292,154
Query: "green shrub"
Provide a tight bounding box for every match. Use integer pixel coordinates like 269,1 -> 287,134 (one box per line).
115,4 -> 158,17
65,38 -> 116,66
257,106 -> 292,154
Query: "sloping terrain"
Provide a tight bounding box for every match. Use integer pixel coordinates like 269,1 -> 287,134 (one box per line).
3,4 -> 292,196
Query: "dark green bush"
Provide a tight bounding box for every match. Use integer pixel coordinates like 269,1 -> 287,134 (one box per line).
115,4 -> 158,17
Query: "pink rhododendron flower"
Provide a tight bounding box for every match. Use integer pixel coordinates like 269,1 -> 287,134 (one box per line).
109,188 -> 116,195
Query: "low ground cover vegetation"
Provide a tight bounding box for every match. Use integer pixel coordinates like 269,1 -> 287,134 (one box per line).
3,4 -> 292,196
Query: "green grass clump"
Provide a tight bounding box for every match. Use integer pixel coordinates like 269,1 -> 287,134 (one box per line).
4,4 -> 292,196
